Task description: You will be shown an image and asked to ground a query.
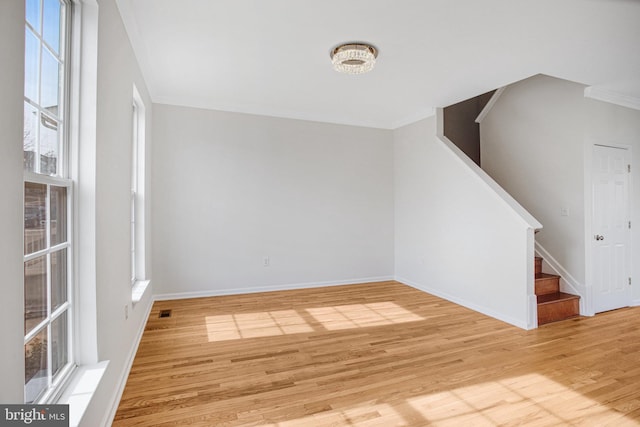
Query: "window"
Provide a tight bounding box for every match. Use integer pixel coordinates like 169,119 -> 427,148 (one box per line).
131,101 -> 138,285
131,86 -> 147,292
23,0 -> 73,403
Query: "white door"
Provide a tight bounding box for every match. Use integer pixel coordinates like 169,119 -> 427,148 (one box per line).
592,144 -> 631,313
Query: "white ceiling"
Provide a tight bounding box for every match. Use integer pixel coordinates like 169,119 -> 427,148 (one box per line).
115,0 -> 640,129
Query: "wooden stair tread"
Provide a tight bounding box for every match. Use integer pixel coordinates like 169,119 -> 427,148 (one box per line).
535,272 -> 559,280
537,291 -> 580,325
537,292 -> 580,305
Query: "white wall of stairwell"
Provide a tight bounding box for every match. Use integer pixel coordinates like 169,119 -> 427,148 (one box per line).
481,75 -> 587,288
394,116 -> 542,330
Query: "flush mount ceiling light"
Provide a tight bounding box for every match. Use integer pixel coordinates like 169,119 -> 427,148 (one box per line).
330,43 -> 378,75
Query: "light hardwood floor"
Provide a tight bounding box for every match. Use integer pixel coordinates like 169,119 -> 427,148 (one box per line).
113,281 -> 640,426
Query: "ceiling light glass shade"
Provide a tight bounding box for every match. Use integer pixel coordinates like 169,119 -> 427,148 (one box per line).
330,43 -> 378,74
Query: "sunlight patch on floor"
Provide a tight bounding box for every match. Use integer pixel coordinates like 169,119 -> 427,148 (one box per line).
260,373 -> 639,426
405,373 -> 639,426
205,302 -> 424,342
206,309 -> 313,342
305,302 -> 424,331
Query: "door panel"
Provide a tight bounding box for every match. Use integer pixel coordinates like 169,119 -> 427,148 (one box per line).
592,145 -> 630,313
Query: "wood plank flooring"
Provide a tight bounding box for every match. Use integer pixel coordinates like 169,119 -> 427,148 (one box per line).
113,281 -> 640,426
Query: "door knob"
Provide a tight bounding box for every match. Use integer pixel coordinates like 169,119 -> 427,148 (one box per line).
594,235 -> 604,241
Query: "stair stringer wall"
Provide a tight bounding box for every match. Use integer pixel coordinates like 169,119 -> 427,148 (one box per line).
394,114 -> 542,330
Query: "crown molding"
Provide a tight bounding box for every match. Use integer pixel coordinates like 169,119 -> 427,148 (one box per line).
390,108 -> 436,129
584,86 -> 640,111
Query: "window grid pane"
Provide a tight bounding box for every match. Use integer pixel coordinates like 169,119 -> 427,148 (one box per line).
24,255 -> 48,335
51,311 -> 68,380
23,180 -> 72,403
24,0 -> 66,178
24,102 -> 39,172
25,28 -> 40,104
24,182 -> 47,255
50,185 -> 67,246
26,0 -> 41,31
40,48 -> 60,113
39,113 -> 59,176
42,0 -> 61,55
51,249 -> 67,311
25,328 -> 48,404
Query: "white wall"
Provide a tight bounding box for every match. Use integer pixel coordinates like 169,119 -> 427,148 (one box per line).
394,117 -> 537,329
481,74 -> 640,307
0,0 -> 27,403
152,105 -> 394,297
78,0 -> 154,425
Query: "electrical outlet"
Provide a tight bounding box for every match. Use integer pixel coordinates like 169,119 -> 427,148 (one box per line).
263,256 -> 270,267
560,207 -> 569,217
124,304 -> 129,320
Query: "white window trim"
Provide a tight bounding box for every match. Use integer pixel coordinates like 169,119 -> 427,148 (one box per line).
56,1 -> 104,425
131,85 -> 148,301
68,0 -> 99,367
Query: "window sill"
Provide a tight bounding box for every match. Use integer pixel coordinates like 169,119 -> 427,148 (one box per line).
132,279 -> 150,305
57,361 -> 109,427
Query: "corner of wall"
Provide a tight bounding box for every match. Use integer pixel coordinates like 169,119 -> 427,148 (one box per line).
100,293 -> 154,426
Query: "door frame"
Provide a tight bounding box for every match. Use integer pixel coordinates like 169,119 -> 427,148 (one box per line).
584,142 -> 633,316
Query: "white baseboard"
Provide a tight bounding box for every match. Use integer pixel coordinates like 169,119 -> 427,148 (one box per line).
101,296 -> 154,427
534,242 -> 587,314
154,276 -> 396,301
395,276 -> 531,330
632,299 -> 640,307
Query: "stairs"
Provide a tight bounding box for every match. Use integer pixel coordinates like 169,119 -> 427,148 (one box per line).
535,256 -> 580,325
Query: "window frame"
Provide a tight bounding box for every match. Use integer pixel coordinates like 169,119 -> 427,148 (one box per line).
130,101 -> 138,285
131,86 -> 147,290
23,0 -> 75,404
23,173 -> 75,404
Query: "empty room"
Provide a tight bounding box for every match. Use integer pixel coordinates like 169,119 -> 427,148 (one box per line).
2,0 -> 640,426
